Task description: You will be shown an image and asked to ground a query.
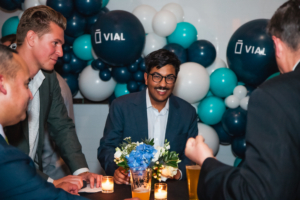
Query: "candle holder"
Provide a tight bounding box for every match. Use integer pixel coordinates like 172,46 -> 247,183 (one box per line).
102,176 -> 114,193
154,183 -> 167,200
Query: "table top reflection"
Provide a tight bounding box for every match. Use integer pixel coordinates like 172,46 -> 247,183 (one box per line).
81,180 -> 189,200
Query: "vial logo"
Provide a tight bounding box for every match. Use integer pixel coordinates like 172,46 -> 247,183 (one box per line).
95,29 -> 101,44
235,40 -> 243,54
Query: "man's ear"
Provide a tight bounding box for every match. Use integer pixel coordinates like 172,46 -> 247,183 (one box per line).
144,72 -> 148,86
272,36 -> 283,59
26,30 -> 37,47
0,75 -> 7,95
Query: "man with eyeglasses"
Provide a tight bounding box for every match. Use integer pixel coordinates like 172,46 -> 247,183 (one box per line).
98,49 -> 198,184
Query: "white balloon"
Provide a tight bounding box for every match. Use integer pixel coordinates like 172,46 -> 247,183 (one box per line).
18,11 -> 24,20
191,101 -> 200,113
240,96 -> 249,110
38,0 -> 47,5
197,123 -> 219,156
173,62 -> 210,104
152,10 -> 177,37
206,57 -> 227,75
24,0 -> 41,10
143,33 -> 167,56
161,3 -> 184,23
233,85 -> 247,100
132,5 -> 157,33
91,47 -> 98,59
78,66 -> 116,101
224,95 -> 240,109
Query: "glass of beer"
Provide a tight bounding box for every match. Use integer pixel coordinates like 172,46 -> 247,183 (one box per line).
186,165 -> 201,200
130,168 -> 152,200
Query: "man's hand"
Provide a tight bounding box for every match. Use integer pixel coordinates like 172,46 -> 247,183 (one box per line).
78,172 -> 102,189
56,182 -> 79,195
114,167 -> 129,185
53,175 -> 83,190
166,169 -> 181,180
185,135 -> 214,166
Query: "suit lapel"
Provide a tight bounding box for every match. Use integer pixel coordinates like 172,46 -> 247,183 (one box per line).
132,89 -> 148,140
165,95 -> 180,143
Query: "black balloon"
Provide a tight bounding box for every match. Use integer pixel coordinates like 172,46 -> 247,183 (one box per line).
99,69 -> 111,81
64,34 -> 76,45
12,0 -> 24,9
75,0 -> 102,16
164,43 -> 187,64
245,84 -> 256,96
188,40 -> 216,67
127,80 -> 138,93
212,122 -> 233,145
139,59 -> 146,72
62,73 -> 79,97
231,136 -> 246,158
47,0 -> 73,18
63,44 -> 71,52
92,59 -> 106,71
112,67 -> 132,83
222,107 -> 247,137
69,52 -> 87,74
133,70 -> 144,82
85,7 -> 110,33
65,11 -> 86,38
138,84 -> 147,91
127,62 -> 139,73
62,63 -> 72,74
0,0 -> 18,11
227,19 -> 278,86
91,10 -> 145,66
63,51 -> 72,63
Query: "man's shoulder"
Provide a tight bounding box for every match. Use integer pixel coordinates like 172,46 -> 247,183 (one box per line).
113,90 -> 144,106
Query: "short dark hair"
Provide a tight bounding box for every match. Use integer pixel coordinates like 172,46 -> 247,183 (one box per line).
0,34 -> 16,45
145,49 -> 181,76
0,44 -> 20,79
17,5 -> 66,46
267,0 -> 300,51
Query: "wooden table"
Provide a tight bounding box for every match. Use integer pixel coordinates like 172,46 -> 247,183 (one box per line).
81,180 -> 189,200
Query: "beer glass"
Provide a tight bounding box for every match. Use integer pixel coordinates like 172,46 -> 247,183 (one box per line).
186,165 -> 201,200
130,168 -> 152,200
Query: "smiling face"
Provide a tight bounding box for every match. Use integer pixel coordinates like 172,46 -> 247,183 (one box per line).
144,64 -> 176,108
32,22 -> 64,71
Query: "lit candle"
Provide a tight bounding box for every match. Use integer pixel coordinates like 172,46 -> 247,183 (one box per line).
154,183 -> 167,200
102,176 -> 114,193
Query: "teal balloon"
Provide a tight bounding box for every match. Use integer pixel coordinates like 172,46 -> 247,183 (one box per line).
266,71 -> 280,80
102,0 -> 109,8
73,34 -> 93,61
2,16 -> 19,37
87,59 -> 94,66
210,68 -> 238,98
234,157 -> 243,167
167,22 -> 197,49
114,83 -> 130,98
197,96 -> 226,125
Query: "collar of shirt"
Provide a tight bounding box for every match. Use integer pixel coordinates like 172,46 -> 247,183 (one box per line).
28,70 -> 45,111
0,124 -> 5,139
293,59 -> 300,71
146,88 -> 169,115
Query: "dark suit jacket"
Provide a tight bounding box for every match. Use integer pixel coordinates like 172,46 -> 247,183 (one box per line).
98,89 -> 198,179
0,135 -> 86,199
6,70 -> 88,179
198,64 -> 300,200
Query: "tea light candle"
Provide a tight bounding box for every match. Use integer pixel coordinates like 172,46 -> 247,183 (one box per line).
102,176 -> 114,193
154,183 -> 167,200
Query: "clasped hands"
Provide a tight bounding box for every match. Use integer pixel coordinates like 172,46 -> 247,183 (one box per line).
53,172 -> 102,195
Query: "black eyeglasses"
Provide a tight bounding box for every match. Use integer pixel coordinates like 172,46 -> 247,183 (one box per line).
149,72 -> 177,84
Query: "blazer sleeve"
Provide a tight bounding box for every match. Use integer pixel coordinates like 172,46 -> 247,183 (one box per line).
47,73 -> 88,173
178,108 -> 198,179
97,100 -> 124,176
198,88 -> 300,200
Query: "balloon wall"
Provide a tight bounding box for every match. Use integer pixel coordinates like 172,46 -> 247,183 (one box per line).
0,0 -> 281,165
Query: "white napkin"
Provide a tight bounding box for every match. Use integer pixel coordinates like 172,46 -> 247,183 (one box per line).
79,183 -> 102,193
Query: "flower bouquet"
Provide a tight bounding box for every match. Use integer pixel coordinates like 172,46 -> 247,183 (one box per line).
114,137 -> 181,182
